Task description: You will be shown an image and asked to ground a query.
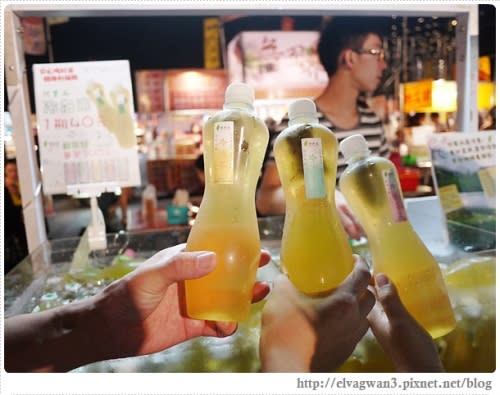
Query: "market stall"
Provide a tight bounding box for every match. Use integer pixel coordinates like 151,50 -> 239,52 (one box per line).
4,201 -> 495,372
4,3 -> 491,376
5,3 -> 480,253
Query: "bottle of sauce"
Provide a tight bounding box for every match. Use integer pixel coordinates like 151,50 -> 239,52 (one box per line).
274,98 -> 353,296
339,134 -> 456,338
184,83 -> 269,321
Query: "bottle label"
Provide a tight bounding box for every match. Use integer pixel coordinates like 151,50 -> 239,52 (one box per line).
214,121 -> 234,183
383,169 -> 407,222
301,138 -> 326,199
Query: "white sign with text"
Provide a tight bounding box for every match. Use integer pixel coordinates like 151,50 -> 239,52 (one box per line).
33,60 -> 140,194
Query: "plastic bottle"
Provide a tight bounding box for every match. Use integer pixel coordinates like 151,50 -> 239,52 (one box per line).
141,184 -> 157,227
184,83 -> 269,321
338,134 -> 456,338
273,99 -> 354,296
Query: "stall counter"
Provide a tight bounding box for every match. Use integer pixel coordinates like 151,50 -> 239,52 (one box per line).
4,199 -> 495,372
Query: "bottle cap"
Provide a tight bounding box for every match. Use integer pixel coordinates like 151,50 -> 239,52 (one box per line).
224,82 -> 254,106
288,98 -> 318,125
339,134 -> 370,160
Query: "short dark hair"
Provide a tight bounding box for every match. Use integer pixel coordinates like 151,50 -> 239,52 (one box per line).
317,16 -> 389,77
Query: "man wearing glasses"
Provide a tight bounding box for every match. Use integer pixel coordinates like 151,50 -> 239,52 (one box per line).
315,16 -> 390,178
257,16 -> 390,240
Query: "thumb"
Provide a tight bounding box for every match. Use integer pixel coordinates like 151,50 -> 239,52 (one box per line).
133,251 -> 216,294
161,251 -> 216,284
374,273 -> 408,320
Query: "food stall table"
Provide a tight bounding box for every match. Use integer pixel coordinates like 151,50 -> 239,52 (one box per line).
4,198 -> 495,372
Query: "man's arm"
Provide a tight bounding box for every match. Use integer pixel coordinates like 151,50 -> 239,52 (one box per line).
5,293 -> 116,372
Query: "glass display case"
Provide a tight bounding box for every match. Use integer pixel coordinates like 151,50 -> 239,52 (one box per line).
4,207 -> 495,373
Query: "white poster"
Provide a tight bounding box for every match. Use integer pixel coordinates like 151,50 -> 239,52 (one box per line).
33,60 -> 140,194
227,31 -> 328,98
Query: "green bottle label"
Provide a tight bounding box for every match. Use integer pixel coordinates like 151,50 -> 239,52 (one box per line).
301,138 -> 326,199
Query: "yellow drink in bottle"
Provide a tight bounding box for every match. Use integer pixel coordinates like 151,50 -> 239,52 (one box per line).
339,134 -> 456,338
274,99 -> 353,296
184,83 -> 269,321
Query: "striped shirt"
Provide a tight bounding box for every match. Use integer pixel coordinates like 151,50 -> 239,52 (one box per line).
265,98 -> 390,182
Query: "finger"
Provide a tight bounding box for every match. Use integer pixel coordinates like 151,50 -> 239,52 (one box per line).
262,274 -> 296,316
367,299 -> 387,326
358,288 -> 376,317
143,243 -> 186,266
251,281 -> 270,303
366,300 -> 390,342
132,244 -> 186,272
203,321 -> 238,338
338,255 -> 371,295
259,249 -> 272,267
374,273 -> 409,319
156,251 -> 216,287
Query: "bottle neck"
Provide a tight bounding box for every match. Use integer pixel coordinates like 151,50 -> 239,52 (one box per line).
223,101 -> 254,113
289,116 -> 318,127
345,150 -> 370,165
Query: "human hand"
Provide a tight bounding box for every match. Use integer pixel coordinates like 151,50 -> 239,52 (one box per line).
98,244 -> 271,358
335,189 -> 364,240
260,255 -> 375,372
367,273 -> 444,372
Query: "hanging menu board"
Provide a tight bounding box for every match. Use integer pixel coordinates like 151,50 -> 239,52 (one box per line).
428,131 -> 496,250
33,60 -> 141,195
164,69 -> 227,111
135,69 -> 168,113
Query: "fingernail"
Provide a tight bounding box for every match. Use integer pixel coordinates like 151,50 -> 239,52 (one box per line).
375,273 -> 390,288
196,252 -> 216,270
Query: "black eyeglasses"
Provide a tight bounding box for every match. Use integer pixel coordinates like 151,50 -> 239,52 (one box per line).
352,48 -> 386,61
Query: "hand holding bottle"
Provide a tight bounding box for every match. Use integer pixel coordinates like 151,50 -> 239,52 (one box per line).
339,134 -> 456,338
368,273 -> 444,372
5,245 -> 271,372
260,255 -> 374,372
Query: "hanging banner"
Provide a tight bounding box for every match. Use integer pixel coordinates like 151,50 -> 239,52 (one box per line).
204,17 -> 221,69
479,56 -> 491,81
22,17 -> 46,55
402,80 -> 433,112
33,60 -> 141,195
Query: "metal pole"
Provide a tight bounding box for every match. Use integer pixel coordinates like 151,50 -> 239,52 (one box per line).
455,7 -> 479,132
45,17 -> 54,63
4,7 -> 48,252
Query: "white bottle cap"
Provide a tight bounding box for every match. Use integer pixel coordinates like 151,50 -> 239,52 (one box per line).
224,82 -> 254,106
288,98 -> 319,125
339,134 -> 370,160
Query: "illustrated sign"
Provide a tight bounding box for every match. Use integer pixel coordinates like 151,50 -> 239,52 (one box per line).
33,60 -> 141,194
